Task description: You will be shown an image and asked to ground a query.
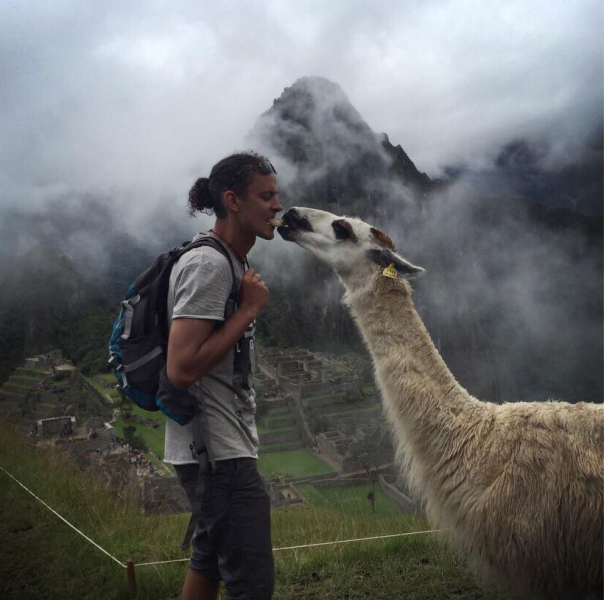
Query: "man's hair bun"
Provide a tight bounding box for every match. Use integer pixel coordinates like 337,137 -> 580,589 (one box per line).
188,177 -> 214,216
187,151 -> 272,219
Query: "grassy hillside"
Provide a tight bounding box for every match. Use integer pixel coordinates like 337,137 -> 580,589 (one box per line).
0,424 -> 524,600
297,483 -> 402,517
258,448 -> 334,480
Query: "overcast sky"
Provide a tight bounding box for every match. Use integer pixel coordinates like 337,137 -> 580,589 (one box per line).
1,0 -> 602,217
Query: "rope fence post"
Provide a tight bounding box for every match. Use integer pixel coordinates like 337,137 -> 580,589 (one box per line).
127,560 -> 136,593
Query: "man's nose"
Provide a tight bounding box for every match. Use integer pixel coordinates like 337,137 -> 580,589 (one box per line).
272,198 -> 283,213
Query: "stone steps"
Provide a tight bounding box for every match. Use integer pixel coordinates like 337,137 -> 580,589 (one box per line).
260,398 -> 288,409
2,383 -> 35,394
14,368 -> 49,378
32,406 -> 61,419
265,405 -> 291,416
321,407 -> 379,420
0,389 -> 27,403
259,440 -> 306,453
10,376 -> 43,386
262,416 -> 296,429
305,401 -> 377,417
303,395 -> 348,410
260,429 -> 301,445
0,400 -> 23,415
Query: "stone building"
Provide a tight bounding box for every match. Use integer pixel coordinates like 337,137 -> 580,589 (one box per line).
38,415 -> 76,438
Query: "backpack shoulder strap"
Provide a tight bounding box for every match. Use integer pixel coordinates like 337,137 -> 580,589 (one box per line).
177,236 -> 238,302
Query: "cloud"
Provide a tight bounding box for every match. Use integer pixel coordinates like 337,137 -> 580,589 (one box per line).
0,0 -> 601,223
0,0 -> 599,405
241,73 -> 602,402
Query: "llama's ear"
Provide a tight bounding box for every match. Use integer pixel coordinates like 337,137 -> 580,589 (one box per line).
366,248 -> 425,279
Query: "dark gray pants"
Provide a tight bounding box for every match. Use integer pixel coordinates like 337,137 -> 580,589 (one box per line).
176,458 -> 274,600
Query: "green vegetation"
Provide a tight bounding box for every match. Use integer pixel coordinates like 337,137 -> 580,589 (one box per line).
113,404 -> 168,463
257,422 -> 298,435
0,424 -> 519,599
260,440 -> 306,452
86,376 -> 120,404
258,448 -> 334,479
4,381 -> 36,390
265,406 -> 292,417
297,483 -> 403,517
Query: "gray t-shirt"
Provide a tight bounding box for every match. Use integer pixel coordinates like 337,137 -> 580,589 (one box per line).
163,233 -> 258,465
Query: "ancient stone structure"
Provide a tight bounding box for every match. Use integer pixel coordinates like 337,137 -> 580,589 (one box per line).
256,346 -> 399,476
315,420 -> 393,473
38,415 -> 76,438
257,347 -> 367,402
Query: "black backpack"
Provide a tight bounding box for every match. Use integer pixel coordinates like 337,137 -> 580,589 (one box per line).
107,236 -> 239,425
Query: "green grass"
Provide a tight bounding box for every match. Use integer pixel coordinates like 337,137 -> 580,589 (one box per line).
259,440 -> 306,451
319,402 -> 377,417
297,483 -> 404,517
113,405 -> 167,460
36,402 -> 61,409
0,388 -> 27,397
16,367 -> 48,374
257,422 -> 298,435
266,406 -> 292,417
263,412 -> 295,424
86,377 -> 120,403
257,448 -> 335,479
96,373 -> 118,383
3,381 -> 37,390
0,424 -> 524,600
303,394 -> 348,409
11,375 -> 45,384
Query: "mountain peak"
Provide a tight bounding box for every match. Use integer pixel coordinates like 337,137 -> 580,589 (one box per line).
248,77 -> 432,216
260,76 -> 373,149
272,76 -> 355,119
281,76 -> 347,100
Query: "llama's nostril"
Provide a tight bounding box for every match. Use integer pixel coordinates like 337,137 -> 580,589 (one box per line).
284,209 -> 313,232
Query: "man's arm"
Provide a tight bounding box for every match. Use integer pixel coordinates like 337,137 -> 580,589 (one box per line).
167,268 -> 268,390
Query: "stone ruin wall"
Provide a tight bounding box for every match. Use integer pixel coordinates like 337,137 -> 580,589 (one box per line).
257,346 -> 396,474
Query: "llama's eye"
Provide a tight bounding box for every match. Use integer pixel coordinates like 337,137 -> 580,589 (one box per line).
332,219 -> 357,242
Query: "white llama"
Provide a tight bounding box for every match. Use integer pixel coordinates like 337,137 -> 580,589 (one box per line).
278,207 -> 603,600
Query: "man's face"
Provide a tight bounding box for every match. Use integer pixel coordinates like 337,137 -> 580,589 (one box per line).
237,172 -> 283,240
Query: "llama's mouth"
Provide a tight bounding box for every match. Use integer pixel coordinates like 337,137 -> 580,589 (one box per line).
278,209 -> 313,241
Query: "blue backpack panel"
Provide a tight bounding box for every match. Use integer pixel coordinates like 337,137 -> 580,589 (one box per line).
108,237 -> 237,424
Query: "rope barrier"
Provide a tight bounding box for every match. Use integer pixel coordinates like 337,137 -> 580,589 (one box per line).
271,529 -> 445,552
0,465 -> 127,569
133,529 -> 446,567
1,464 -> 445,571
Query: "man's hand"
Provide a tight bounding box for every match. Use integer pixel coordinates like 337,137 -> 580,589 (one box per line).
238,268 -> 269,319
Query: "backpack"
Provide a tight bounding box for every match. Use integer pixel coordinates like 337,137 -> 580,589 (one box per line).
107,236 -> 239,425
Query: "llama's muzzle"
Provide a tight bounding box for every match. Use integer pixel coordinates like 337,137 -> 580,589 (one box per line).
278,208 -> 313,241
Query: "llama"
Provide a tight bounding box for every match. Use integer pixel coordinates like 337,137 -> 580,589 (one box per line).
278,207 -> 603,600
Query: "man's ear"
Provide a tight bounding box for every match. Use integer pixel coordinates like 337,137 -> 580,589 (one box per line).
366,248 -> 425,279
222,190 -> 241,213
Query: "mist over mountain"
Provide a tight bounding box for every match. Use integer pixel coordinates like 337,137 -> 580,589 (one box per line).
0,76 -> 601,403
248,76 -> 603,403
0,195 -> 201,300
249,77 -> 432,220
441,130 -> 604,216
0,244 -> 115,381
0,197 -> 201,380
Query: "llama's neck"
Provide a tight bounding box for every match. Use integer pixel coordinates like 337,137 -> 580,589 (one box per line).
342,270 -> 488,468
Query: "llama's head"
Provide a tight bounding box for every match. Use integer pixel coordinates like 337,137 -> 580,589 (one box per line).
278,207 -> 424,282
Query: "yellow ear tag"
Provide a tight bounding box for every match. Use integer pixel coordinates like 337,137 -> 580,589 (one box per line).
382,263 -> 398,279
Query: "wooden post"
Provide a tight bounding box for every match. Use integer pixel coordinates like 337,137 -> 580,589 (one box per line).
127,560 -> 136,594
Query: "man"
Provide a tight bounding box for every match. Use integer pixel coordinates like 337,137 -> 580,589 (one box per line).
164,152 -> 282,600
